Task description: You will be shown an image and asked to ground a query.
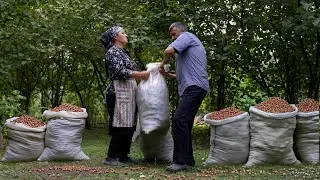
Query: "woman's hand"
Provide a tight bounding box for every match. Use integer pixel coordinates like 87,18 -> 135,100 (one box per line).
140,71 -> 150,80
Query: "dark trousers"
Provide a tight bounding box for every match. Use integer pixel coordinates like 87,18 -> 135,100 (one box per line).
105,94 -> 134,161
172,85 -> 207,165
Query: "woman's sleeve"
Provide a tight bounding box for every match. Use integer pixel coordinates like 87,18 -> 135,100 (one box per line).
107,50 -> 132,78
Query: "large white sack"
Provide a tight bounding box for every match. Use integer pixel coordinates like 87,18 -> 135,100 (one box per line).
1,117 -> 46,162
245,106 -> 300,166
38,109 -> 89,161
136,62 -> 170,134
294,111 -> 319,164
204,112 -> 250,165
140,131 -> 173,162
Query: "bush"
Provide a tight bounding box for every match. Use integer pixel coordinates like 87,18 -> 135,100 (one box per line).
0,90 -> 25,127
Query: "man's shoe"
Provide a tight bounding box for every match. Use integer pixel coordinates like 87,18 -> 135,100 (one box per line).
166,163 -> 188,172
103,158 -> 123,166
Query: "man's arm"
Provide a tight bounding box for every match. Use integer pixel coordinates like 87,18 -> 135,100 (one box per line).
162,46 -> 175,64
160,46 -> 176,79
159,69 -> 176,79
165,72 -> 177,79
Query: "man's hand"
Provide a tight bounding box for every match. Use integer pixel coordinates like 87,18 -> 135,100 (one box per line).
159,64 -> 167,76
158,64 -> 176,79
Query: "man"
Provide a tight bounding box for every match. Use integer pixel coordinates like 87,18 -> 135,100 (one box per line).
159,22 -> 209,172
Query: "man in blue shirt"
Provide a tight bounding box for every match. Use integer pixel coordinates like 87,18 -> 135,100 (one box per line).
159,22 -> 209,172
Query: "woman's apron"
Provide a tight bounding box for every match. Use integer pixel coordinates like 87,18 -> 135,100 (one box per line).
113,79 -> 137,127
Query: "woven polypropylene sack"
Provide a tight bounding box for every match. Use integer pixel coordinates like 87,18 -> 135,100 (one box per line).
245,106 -> 300,166
294,111 -> 319,164
140,130 -> 173,162
136,62 -> 170,134
204,112 -> 249,165
38,109 -> 89,161
1,117 -> 46,162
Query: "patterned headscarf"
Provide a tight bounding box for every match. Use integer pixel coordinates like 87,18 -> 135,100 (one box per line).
100,26 -> 123,51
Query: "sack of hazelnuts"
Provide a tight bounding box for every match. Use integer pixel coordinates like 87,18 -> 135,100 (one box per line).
245,97 -> 300,166
203,107 -> 249,165
294,98 -> 319,164
1,115 -> 46,162
38,103 -> 89,161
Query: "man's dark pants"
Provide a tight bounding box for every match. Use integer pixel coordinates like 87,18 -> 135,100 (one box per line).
172,85 -> 207,165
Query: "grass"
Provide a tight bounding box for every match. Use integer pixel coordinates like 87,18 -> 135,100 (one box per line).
0,128 -> 319,180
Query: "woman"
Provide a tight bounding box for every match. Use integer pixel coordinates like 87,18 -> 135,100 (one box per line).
100,25 -> 149,165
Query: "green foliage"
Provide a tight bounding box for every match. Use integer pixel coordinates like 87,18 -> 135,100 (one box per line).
0,0 -> 319,126
232,77 -> 269,111
0,90 -> 25,125
192,121 -> 210,146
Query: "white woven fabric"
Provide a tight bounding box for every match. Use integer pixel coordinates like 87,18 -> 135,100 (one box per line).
245,106 -> 300,166
294,111 -> 319,164
1,117 -> 46,162
204,112 -> 250,165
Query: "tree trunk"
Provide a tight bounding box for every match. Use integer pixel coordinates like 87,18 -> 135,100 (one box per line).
21,90 -> 31,114
52,56 -> 90,129
216,60 -> 226,110
285,55 -> 298,104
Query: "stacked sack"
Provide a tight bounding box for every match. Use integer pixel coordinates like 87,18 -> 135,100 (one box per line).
204,107 -> 249,165
38,104 -> 89,161
136,62 -> 173,162
294,98 -> 319,164
245,97 -> 300,166
1,115 -> 46,162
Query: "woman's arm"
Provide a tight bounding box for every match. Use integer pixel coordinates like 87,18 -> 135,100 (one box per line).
107,49 -> 149,80
130,71 -> 150,80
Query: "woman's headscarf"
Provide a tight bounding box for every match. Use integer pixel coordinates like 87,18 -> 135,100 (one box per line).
100,26 -> 123,51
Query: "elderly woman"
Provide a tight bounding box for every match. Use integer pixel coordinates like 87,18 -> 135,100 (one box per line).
100,25 -> 149,165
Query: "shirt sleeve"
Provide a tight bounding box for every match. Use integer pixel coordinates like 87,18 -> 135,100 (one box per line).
169,33 -> 192,54
107,49 -> 132,79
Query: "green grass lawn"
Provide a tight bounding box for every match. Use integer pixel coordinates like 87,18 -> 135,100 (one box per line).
0,128 -> 319,180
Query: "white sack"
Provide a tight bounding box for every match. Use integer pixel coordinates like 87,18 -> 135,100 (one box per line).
136,62 -> 173,161
1,117 -> 46,162
38,109 -> 89,161
136,62 -> 170,134
204,112 -> 250,165
140,131 -> 173,162
294,111 -> 319,164
245,106 -> 300,166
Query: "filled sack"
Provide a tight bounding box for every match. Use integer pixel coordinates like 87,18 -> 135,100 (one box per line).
204,110 -> 249,165
294,111 -> 319,164
140,131 -> 173,162
38,108 -> 89,161
137,62 -> 173,161
136,62 -> 170,134
245,105 -> 300,166
1,116 -> 46,162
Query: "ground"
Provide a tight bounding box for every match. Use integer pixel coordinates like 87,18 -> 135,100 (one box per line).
0,128 -> 319,180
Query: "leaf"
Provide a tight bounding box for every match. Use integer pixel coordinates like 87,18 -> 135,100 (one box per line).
313,17 -> 320,27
